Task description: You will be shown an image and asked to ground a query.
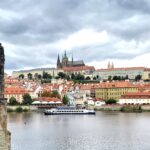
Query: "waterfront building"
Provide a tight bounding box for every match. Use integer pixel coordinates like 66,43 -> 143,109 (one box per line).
95,81 -> 139,100
119,92 -> 150,105
4,86 -> 28,103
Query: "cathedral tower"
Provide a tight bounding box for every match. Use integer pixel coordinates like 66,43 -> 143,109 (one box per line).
62,50 -> 68,67
57,54 -> 61,69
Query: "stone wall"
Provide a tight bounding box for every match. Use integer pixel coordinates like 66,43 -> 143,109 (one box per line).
0,101 -> 11,150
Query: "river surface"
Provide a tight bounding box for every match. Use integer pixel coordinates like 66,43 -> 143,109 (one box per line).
8,111 -> 150,150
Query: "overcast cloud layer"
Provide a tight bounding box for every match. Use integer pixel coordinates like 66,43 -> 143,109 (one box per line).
0,0 -> 150,73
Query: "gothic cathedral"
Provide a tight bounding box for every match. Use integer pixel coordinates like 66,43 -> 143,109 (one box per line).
57,51 -> 85,69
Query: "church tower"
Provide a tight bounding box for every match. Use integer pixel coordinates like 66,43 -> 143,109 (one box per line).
62,50 -> 68,67
72,54 -> 74,66
111,62 -> 114,69
57,54 -> 62,69
107,61 -> 110,69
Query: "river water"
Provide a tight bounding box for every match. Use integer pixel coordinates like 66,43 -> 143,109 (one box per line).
8,112 -> 150,150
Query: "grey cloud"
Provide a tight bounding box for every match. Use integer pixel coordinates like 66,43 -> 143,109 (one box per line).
0,0 -> 150,71
70,43 -> 143,64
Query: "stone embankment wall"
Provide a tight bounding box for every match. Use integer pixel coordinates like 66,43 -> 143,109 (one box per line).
95,105 -> 122,111
95,105 -> 150,112
7,105 -> 38,111
141,105 -> 150,111
0,104 -> 10,150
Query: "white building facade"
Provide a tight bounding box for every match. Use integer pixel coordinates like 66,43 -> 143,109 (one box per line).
119,92 -> 150,105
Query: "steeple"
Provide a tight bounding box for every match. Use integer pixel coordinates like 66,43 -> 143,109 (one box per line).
64,50 -> 67,58
57,54 -> 61,68
111,62 -> 114,68
107,61 -> 110,69
72,54 -> 74,65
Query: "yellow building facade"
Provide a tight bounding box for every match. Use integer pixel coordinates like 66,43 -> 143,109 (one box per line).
95,82 -> 139,100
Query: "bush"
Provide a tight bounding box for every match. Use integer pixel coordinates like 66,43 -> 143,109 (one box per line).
121,105 -> 142,112
105,99 -> 117,104
7,108 -> 14,112
9,97 -> 19,105
23,108 -> 29,112
16,107 -> 23,113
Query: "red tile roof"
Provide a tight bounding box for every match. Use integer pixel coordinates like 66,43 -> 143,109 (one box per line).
121,92 -> 150,99
95,81 -> 138,88
4,86 -> 28,94
36,97 -> 61,102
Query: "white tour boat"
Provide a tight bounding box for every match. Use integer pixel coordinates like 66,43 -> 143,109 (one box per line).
44,106 -> 95,115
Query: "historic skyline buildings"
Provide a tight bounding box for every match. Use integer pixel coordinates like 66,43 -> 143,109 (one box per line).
57,51 -> 85,69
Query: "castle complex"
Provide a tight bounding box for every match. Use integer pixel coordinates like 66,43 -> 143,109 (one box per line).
57,51 -> 85,68
0,43 -> 10,150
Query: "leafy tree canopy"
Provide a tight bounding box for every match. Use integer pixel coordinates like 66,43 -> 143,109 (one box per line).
62,95 -> 69,105
22,94 -> 33,105
9,97 -> 19,105
105,99 -> 117,104
51,90 -> 61,99
41,91 -> 51,97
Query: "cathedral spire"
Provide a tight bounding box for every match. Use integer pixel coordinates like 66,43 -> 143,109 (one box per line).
64,50 -> 67,57
72,54 -> 74,64
57,54 -> 61,68
111,62 -> 114,68
108,61 -> 110,69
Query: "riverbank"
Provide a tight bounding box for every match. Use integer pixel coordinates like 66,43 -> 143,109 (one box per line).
7,105 -> 150,113
95,105 -> 150,112
7,105 -> 38,112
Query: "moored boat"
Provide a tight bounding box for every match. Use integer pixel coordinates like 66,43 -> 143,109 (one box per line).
44,106 -> 95,115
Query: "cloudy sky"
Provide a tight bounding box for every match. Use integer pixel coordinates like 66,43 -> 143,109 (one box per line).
1,0 -> 150,74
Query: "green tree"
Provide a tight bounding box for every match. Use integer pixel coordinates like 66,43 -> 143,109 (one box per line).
66,75 -> 70,80
113,76 -> 119,80
9,97 -> 18,105
62,95 -> 69,105
93,76 -> 97,80
71,73 -> 75,80
38,74 -> 42,79
41,91 -> 51,97
85,76 -> 91,80
105,99 -> 117,104
51,90 -> 61,99
58,72 -> 66,79
75,74 -> 85,80
135,74 -> 142,81
28,73 -> 32,80
108,76 -> 112,81
55,76 -> 60,79
42,71 -> 52,79
22,94 -> 33,105
125,75 -> 129,80
19,74 -> 24,79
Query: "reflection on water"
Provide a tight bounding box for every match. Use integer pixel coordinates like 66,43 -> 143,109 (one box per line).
8,112 -> 150,150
